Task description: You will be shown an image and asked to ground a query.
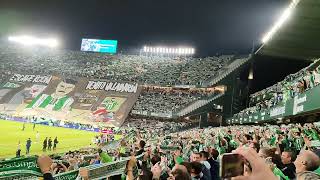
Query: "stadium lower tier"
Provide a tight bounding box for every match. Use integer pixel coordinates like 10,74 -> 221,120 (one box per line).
1,122 -> 320,179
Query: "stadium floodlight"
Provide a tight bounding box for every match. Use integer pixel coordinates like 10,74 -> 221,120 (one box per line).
141,45 -> 195,55
8,35 -> 59,48
262,0 -> 300,43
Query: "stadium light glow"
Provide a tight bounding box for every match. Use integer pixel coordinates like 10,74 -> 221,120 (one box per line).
8,35 -> 59,48
262,0 -> 300,43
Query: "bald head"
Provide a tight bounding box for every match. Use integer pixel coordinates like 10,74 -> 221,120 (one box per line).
294,150 -> 320,173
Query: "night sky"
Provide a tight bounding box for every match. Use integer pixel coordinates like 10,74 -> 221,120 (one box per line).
0,0 -> 290,56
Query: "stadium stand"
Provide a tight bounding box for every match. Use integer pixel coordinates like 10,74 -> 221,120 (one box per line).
0,44 -> 235,86
231,59 -> 320,124
3,121 -> 320,180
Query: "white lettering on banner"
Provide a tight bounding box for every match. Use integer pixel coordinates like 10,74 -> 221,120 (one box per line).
9,74 -> 52,84
86,81 -> 96,90
293,95 -> 307,115
33,75 -> 52,84
86,81 -> 138,93
270,106 -> 286,117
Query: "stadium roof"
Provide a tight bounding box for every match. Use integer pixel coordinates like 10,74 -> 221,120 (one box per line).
257,0 -> 320,61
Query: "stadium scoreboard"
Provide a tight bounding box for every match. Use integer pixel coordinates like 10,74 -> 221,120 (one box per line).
81,38 -> 118,53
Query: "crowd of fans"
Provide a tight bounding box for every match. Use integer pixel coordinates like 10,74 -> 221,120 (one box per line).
133,87 -> 212,115
122,117 -> 196,136
233,60 -> 320,118
19,121 -> 320,180
0,44 -> 233,86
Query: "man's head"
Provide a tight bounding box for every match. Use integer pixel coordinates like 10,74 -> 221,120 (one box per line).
200,151 -> 209,161
191,152 -> 201,162
296,171 -> 320,180
139,140 -> 146,149
55,79 -> 77,97
210,148 -> 219,160
281,151 -> 296,165
190,161 -> 202,177
294,150 -> 320,173
168,164 -> 191,180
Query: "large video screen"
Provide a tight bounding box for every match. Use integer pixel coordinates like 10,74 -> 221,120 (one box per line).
81,39 -> 118,53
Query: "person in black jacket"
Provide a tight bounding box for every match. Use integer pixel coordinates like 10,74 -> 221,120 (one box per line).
48,137 -> 52,151
280,151 -> 296,179
53,137 -> 59,151
43,137 -> 48,152
207,148 -> 220,180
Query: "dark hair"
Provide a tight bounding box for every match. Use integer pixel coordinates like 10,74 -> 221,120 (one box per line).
190,162 -> 202,175
192,152 -> 201,157
139,140 -> 146,149
200,151 -> 209,160
244,134 -> 253,141
172,168 -> 192,180
151,155 -> 161,166
181,162 -> 192,173
283,150 -> 296,162
210,148 -> 219,160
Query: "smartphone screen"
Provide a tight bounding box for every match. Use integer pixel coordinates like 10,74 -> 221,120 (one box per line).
220,153 -> 244,179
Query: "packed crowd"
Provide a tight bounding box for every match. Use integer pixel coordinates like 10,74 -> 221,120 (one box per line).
16,121 -> 320,180
0,44 -> 233,86
133,87 -> 212,114
233,60 -> 320,118
122,117 -> 196,136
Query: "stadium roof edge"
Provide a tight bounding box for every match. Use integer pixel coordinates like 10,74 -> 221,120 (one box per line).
256,0 -> 320,61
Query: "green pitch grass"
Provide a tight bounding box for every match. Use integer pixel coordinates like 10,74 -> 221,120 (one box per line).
0,119 -> 98,158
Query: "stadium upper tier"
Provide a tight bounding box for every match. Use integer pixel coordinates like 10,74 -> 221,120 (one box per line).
0,44 -> 236,86
231,59 -> 320,124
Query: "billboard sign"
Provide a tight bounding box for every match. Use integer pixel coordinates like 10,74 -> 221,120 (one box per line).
81,39 -> 118,53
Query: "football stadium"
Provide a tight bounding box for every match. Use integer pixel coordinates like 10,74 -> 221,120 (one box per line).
1,0 -> 320,179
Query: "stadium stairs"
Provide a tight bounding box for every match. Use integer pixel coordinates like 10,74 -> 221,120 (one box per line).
203,57 -> 250,87
174,56 -> 250,117
175,93 -> 224,117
